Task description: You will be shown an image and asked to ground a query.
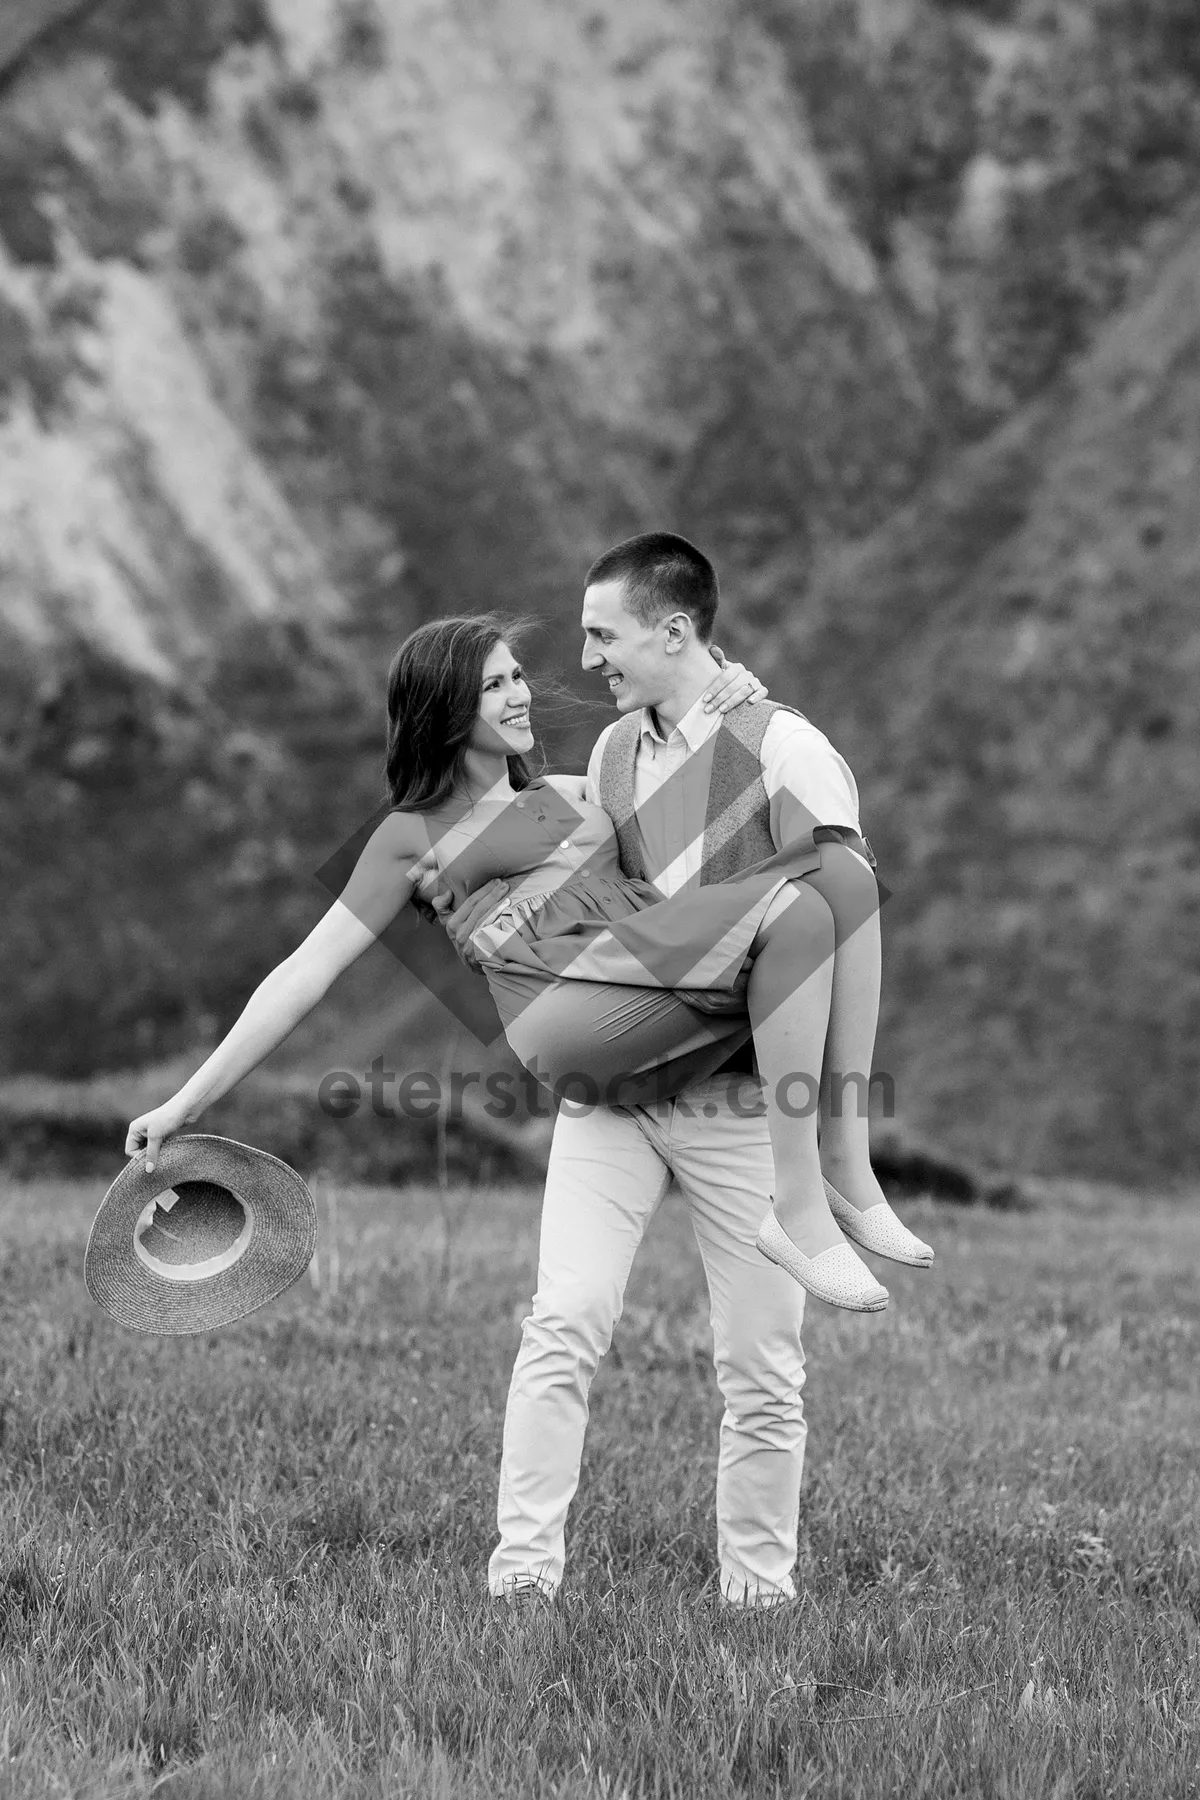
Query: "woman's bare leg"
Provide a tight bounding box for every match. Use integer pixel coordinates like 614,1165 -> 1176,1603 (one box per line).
746,881 -> 844,1258
795,843 -> 887,1211
795,846 -> 930,1268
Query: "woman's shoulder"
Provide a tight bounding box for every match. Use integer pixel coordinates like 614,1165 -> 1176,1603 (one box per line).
377,807 -> 433,853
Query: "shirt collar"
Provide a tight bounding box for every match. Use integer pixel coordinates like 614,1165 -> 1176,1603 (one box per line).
638,693 -> 724,753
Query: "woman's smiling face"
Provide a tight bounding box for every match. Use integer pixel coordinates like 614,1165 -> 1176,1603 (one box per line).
471,640 -> 535,756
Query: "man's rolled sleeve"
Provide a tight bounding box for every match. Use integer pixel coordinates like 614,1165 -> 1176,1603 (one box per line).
761,712 -> 861,852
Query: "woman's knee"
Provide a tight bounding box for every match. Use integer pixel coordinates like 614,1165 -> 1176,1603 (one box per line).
809,841 -> 880,916
756,880 -> 835,959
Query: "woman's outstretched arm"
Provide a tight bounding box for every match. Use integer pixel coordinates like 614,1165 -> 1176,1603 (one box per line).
125,812 -> 428,1169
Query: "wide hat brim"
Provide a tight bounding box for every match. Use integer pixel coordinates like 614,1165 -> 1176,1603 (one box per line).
85,1134 -> 317,1335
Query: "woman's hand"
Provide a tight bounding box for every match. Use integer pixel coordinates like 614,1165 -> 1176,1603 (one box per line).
702,646 -> 769,714
118,817 -> 423,1176
125,1092 -> 197,1175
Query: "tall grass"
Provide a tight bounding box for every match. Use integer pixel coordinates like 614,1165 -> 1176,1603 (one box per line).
1,1177 -> 1197,1796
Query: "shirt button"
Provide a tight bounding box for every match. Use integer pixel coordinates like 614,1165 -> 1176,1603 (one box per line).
559,840 -> 570,850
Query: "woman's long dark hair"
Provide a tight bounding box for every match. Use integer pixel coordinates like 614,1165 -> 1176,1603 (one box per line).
385,614 -> 538,811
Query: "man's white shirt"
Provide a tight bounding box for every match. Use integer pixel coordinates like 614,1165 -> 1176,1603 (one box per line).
585,697 -> 861,899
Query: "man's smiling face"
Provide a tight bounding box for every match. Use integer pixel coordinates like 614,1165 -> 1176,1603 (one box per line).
580,578 -> 672,713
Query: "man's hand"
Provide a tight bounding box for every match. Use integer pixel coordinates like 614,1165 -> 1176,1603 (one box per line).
703,646 -> 769,714
431,880 -> 509,969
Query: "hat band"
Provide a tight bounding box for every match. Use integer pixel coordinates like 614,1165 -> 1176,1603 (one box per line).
133,1189 -> 256,1282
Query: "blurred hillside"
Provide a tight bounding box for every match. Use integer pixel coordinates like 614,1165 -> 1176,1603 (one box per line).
1,0 -> 1198,1179
746,220 -> 1200,1177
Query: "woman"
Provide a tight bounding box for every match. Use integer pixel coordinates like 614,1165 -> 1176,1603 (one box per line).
128,617 -> 931,1310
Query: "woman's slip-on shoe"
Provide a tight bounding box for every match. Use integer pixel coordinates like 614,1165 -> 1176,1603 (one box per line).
756,1205 -> 889,1312
822,1177 -> 934,1268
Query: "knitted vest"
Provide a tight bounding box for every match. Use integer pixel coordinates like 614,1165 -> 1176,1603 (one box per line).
597,700 -> 806,886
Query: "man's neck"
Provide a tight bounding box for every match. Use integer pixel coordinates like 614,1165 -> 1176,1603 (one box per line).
647,650 -> 719,735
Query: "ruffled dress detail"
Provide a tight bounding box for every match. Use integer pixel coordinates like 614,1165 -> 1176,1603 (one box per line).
427,779 -> 829,1032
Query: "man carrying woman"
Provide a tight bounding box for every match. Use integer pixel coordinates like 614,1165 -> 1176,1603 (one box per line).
127,531 -> 930,1609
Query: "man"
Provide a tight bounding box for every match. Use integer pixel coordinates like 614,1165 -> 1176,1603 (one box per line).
443,532 -> 876,1608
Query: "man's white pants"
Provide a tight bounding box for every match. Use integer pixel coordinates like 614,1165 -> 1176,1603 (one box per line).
488,1074 -> 807,1604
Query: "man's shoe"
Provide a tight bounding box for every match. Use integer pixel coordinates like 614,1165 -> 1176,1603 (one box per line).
494,1579 -> 557,1613
719,1589 -> 796,1612
822,1177 -> 934,1268
756,1205 -> 889,1312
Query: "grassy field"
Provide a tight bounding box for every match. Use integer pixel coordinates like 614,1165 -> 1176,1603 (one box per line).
0,1173 -> 1197,1798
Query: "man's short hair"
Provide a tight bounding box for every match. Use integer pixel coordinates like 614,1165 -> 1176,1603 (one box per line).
585,532 -> 719,642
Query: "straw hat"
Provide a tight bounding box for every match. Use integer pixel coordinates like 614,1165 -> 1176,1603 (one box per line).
85,1134 -> 317,1335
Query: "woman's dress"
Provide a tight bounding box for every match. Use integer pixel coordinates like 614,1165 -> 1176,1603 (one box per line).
409,777 -> 836,1104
